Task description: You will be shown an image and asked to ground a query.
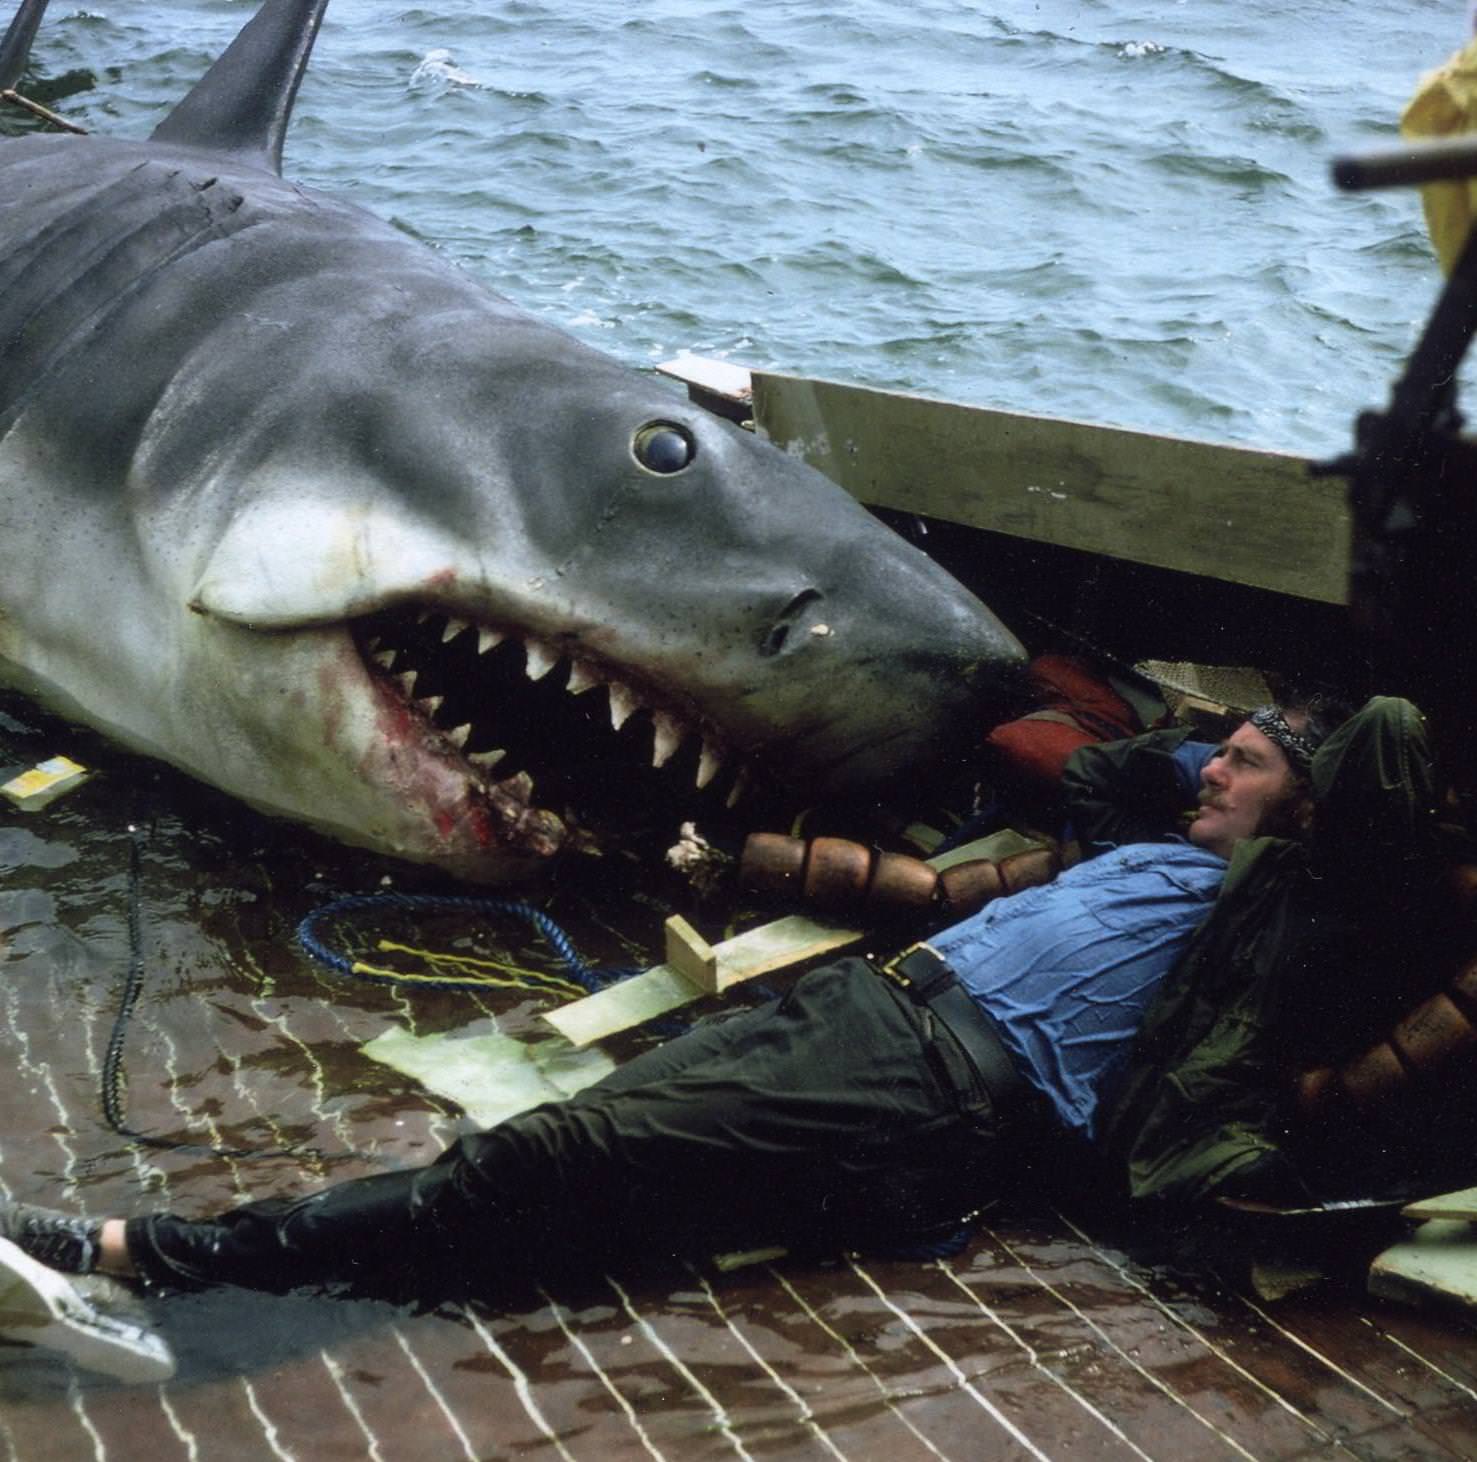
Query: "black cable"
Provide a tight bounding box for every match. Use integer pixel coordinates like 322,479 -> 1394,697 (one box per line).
100,822 -> 311,1160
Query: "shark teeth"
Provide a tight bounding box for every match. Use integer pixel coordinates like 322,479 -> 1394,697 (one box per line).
608,681 -> 640,731
524,639 -> 559,681
651,711 -> 684,769
566,660 -> 601,695
359,606 -> 756,813
490,769 -> 533,806
697,740 -> 723,790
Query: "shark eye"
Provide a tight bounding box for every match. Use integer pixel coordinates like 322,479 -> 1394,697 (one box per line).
633,422 -> 696,475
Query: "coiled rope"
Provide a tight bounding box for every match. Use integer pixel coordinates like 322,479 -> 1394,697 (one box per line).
295,891 -> 630,1000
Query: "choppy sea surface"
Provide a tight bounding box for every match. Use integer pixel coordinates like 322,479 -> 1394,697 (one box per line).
13,0 -> 1472,456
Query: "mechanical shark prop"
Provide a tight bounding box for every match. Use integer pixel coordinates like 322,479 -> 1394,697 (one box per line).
0,0 -> 1024,881
0,0 -> 41,90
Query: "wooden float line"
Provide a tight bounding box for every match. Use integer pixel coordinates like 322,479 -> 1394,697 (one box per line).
657,358 -> 1350,606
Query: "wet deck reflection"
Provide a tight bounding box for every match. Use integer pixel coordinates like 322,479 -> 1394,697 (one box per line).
4,694 -> 1477,1460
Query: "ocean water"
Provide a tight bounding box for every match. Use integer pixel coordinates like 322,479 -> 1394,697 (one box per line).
8,2 -> 1471,454
1,2 -> 1456,828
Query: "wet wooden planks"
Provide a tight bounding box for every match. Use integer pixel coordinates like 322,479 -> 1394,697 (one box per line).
6,1230 -> 1477,1459
7,822 -> 1477,1459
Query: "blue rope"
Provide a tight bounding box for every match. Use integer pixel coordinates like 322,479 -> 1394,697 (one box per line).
295,892 -> 634,995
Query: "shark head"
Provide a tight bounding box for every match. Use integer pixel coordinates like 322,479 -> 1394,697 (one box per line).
0,0 -> 1024,881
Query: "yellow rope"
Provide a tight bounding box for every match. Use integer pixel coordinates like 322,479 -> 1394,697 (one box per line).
377,938 -> 545,980
353,939 -> 588,1001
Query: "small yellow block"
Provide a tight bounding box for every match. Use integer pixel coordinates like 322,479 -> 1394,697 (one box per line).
1,755 -> 90,810
664,914 -> 722,993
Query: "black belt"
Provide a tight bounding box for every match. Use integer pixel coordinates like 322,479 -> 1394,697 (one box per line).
879,943 -> 1027,1117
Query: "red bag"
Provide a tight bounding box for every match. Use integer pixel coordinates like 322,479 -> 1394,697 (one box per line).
985,655 -> 1140,794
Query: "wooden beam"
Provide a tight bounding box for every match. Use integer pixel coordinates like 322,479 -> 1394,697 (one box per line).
663,915 -> 721,993
656,356 -> 753,424
749,370 -> 1350,605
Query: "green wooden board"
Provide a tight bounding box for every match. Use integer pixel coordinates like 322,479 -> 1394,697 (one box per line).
1369,1220 -> 1477,1311
1403,1187 -> 1477,1222
751,370 -> 1350,604
362,1021 -> 614,1127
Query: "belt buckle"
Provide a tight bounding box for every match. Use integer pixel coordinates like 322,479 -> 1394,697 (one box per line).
883,942 -> 951,998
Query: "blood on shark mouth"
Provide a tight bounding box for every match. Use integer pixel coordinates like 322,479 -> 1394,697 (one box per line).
350,604 -> 759,843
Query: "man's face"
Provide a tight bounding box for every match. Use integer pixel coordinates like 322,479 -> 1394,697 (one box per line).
1188,720 -> 1301,859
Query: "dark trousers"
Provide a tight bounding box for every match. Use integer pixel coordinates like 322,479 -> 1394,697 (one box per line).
127,959 -> 1015,1299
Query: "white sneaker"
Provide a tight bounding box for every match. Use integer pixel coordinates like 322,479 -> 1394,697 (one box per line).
0,1235 -> 175,1383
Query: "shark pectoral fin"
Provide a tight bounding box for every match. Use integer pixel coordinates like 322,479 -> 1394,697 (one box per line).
189,496 -> 463,627
149,0 -> 329,175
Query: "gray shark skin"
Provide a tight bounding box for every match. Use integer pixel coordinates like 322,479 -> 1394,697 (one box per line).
0,0 -> 1024,882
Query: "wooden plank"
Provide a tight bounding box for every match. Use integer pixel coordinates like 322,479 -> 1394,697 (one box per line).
931,828 -> 1039,872
750,369 -> 1350,604
1404,1188 -> 1477,1222
1370,1220 -> 1477,1311
656,355 -> 753,403
656,355 -> 753,424
664,914 -> 721,992
544,915 -> 863,1048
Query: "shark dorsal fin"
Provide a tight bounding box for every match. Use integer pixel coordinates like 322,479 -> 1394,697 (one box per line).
0,0 -> 51,94
150,0 -> 329,174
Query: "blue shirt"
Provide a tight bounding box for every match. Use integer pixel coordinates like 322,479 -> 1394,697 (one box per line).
930,840 -> 1225,1139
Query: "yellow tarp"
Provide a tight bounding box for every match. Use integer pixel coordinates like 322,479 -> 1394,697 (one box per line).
1402,36 -> 1477,274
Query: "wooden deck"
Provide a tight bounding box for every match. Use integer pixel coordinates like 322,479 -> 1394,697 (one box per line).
3,703 -> 1477,1461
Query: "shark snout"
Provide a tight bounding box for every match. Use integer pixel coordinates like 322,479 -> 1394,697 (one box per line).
727,541 -> 1027,793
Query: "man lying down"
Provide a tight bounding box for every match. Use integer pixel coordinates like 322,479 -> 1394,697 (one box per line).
0,694 -> 1446,1308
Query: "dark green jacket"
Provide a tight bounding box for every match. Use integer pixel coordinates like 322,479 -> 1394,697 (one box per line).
1061,697 -> 1441,1204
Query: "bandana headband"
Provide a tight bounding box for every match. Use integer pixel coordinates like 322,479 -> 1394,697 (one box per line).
1247,706 -> 1319,773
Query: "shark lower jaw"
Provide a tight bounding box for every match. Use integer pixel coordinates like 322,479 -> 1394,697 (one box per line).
347,603 -> 771,867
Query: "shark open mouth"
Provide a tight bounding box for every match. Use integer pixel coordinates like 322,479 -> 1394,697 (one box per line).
350,604 -> 764,853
